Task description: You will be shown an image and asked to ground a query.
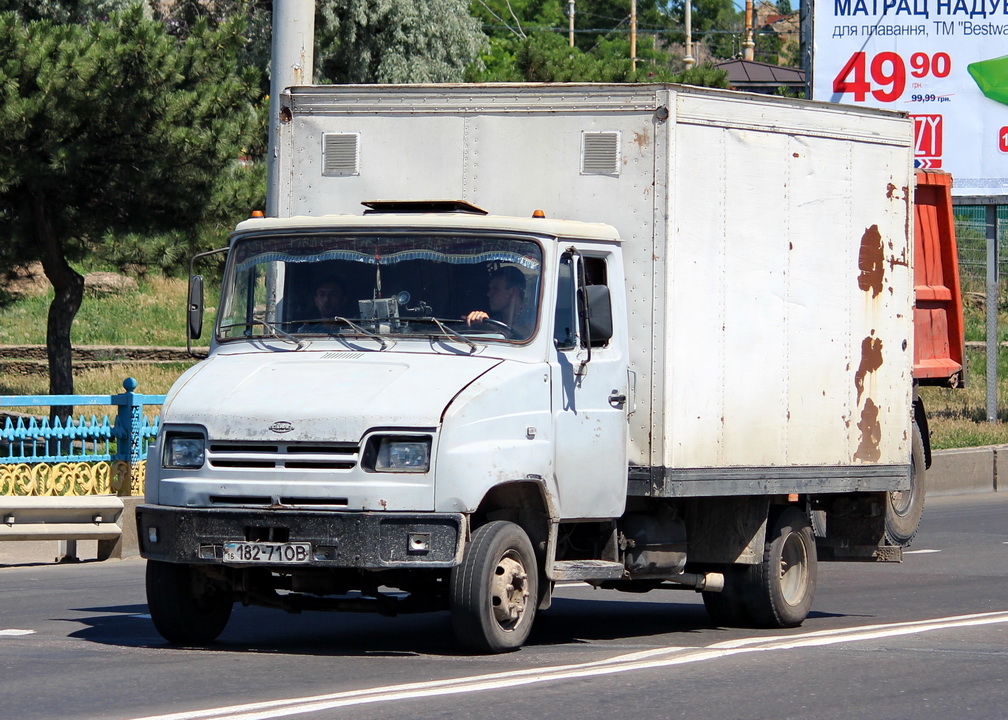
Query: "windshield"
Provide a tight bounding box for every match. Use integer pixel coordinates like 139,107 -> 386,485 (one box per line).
217,231 -> 543,344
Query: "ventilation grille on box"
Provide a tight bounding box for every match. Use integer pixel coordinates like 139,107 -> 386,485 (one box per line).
322,132 -> 360,176
581,132 -> 620,175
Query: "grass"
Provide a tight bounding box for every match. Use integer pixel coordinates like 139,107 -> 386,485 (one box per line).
920,346 -> 1008,449
0,362 -> 194,397
0,363 -> 194,418
1,268 -> 1007,448
0,274 -> 216,347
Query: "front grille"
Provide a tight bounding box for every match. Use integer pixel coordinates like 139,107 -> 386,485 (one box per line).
207,441 -> 358,470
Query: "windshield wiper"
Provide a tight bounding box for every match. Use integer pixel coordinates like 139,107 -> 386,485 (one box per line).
421,317 -> 479,354
310,316 -> 390,350
221,319 -> 305,350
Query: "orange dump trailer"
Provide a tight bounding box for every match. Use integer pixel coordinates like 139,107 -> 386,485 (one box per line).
913,170 -> 965,388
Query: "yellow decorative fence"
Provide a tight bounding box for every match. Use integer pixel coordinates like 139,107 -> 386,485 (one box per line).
0,460 -> 147,497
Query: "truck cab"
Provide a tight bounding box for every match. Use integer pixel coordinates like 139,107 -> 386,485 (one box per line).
139,205 -> 630,651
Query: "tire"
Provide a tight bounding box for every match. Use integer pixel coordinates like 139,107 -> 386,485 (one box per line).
743,507 -> 817,628
146,560 -> 233,644
701,566 -> 752,627
885,424 -> 927,546
450,521 -> 538,653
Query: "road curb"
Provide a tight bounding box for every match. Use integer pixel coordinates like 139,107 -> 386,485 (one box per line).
930,445 -> 1005,495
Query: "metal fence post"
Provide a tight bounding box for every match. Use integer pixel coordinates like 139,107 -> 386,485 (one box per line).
986,205 -> 999,423
953,195 -> 1006,424
112,377 -> 143,497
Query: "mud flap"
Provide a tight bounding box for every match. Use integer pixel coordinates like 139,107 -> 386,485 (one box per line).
814,492 -> 903,562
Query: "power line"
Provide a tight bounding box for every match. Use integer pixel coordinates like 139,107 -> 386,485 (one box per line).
480,24 -> 778,36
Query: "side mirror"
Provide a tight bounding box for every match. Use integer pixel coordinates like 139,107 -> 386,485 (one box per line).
584,285 -> 613,347
188,275 -> 204,340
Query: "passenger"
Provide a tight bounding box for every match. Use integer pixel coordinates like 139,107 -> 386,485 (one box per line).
299,277 -> 348,332
465,266 -> 534,338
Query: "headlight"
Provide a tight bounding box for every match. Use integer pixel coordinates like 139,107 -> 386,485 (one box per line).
164,433 -> 205,469
365,436 -> 432,473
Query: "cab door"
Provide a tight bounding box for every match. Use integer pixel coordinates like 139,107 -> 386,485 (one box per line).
550,249 -> 629,520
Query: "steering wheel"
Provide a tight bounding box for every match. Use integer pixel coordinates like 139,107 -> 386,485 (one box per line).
476,317 -> 516,339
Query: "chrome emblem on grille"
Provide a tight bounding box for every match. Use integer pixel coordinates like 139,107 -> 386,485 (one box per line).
269,421 -> 294,434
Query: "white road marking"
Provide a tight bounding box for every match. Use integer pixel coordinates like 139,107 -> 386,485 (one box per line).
127,610 -> 1008,720
0,629 -> 35,637
904,549 -> 941,554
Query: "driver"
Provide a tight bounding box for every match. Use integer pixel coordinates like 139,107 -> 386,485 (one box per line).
465,266 -> 533,338
299,277 -> 348,332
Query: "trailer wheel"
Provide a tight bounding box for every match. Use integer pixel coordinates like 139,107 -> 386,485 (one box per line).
146,560 -> 233,644
701,567 -> 752,627
450,521 -> 538,653
885,424 -> 927,546
743,507 -> 817,628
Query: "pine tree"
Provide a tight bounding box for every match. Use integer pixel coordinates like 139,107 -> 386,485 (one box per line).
0,7 -> 261,407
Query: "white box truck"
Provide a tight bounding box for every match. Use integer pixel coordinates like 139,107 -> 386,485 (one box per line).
138,84 -> 928,653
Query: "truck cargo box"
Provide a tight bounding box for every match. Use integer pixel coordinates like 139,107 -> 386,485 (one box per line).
277,83 -> 915,496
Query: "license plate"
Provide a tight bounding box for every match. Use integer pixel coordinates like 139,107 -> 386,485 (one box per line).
222,542 -> 311,564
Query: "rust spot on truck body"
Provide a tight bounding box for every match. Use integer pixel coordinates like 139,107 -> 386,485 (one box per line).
854,398 -> 882,462
858,225 -> 884,298
855,334 -> 883,404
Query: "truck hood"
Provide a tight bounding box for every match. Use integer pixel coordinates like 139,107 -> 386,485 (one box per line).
163,350 -> 501,442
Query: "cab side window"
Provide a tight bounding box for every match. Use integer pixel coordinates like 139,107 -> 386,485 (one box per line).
556,253 -> 613,350
554,254 -> 577,350
582,256 -> 612,349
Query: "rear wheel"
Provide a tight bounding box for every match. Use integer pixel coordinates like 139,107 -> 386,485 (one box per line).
743,507 -> 817,628
450,521 -> 538,653
885,424 -> 927,546
146,560 -> 233,644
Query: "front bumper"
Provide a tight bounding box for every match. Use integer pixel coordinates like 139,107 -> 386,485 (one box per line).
136,505 -> 465,569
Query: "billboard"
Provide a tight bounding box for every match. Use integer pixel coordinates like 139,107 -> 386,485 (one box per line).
811,0 -> 1008,195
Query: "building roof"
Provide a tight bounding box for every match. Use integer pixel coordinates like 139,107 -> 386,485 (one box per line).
715,58 -> 806,93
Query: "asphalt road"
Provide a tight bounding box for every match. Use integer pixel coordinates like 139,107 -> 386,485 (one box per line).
1,493 -> 1006,720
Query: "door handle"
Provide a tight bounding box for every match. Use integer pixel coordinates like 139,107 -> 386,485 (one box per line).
608,390 -> 627,405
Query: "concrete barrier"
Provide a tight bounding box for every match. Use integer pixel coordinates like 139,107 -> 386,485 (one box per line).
0,495 -> 144,562
97,496 -> 143,560
929,445 -> 1004,496
0,495 -> 124,541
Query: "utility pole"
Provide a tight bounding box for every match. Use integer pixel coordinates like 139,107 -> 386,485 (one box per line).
630,0 -> 637,71
743,0 -> 755,60
684,0 -> 695,68
569,0 -> 575,47
267,0 -> 315,218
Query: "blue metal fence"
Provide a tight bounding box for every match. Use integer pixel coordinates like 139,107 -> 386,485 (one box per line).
0,378 -> 165,465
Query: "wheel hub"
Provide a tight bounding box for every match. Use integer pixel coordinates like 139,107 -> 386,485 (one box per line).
890,485 -> 916,516
490,553 -> 529,628
778,531 -> 809,605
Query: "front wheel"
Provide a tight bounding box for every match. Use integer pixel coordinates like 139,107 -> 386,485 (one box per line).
450,521 -> 538,653
743,507 -> 817,628
146,560 -> 233,644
